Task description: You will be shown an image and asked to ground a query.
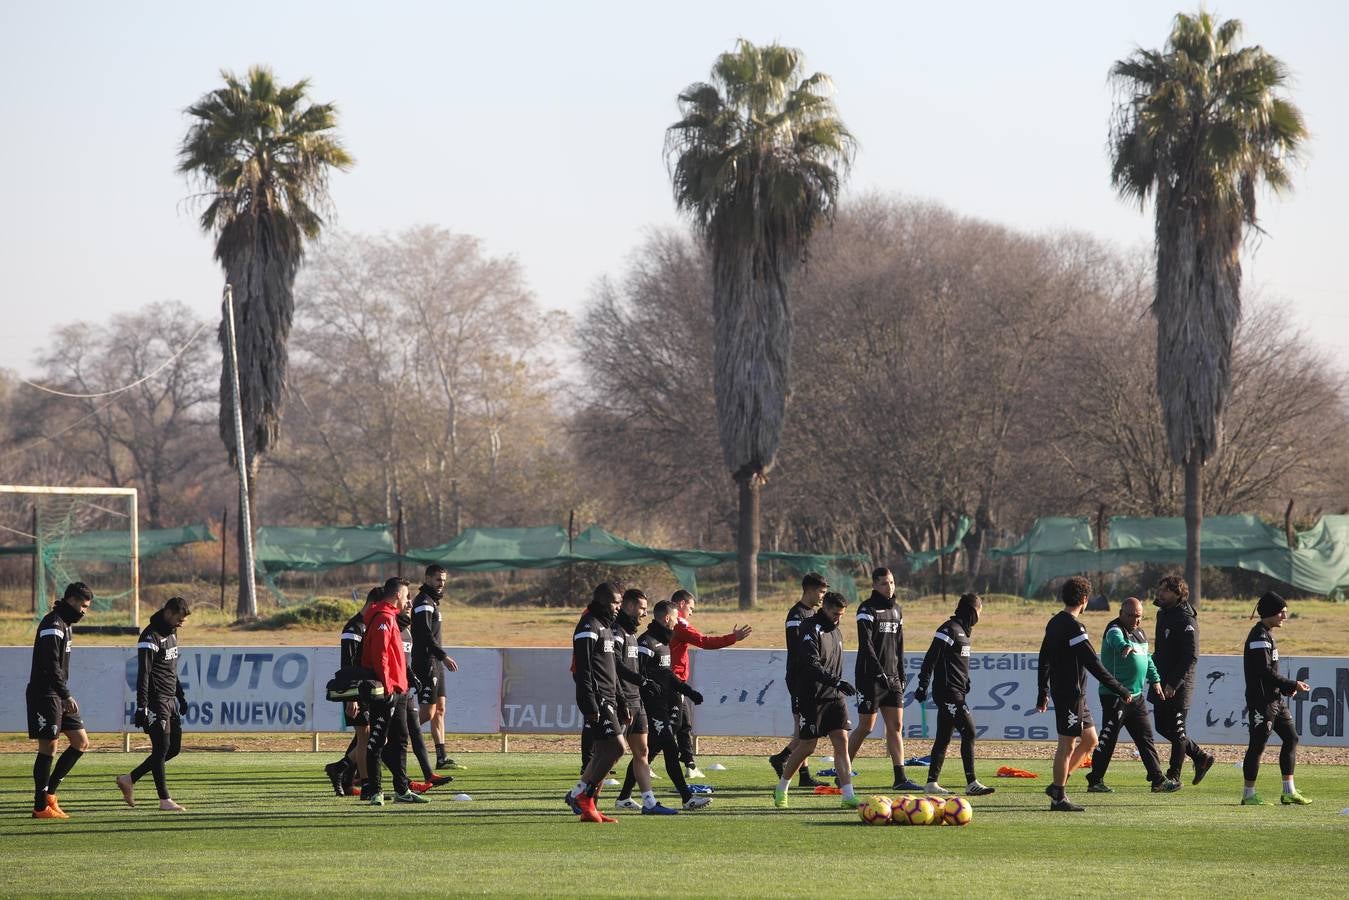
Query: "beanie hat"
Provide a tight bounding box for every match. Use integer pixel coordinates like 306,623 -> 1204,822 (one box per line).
1255,591 -> 1287,619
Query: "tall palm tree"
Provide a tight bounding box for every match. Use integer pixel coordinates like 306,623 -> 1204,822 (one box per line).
1109,12 -> 1305,601
667,40 -> 854,608
179,66 -> 352,616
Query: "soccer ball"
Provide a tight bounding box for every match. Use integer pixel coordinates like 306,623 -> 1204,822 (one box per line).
904,796 -> 938,826
942,796 -> 973,826
925,797 -> 947,825
888,796 -> 914,824
859,795 -> 892,825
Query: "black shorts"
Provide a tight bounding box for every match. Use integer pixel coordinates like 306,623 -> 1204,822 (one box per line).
582,700 -> 621,740
625,703 -> 648,737
801,698 -> 851,739
343,703 -> 370,728
1248,701 -> 1292,737
1052,692 -> 1094,737
26,689 -> 83,739
857,685 -> 902,715
417,665 -> 446,706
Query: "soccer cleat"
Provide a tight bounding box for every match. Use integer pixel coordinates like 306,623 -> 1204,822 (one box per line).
893,778 -> 924,792
438,757 -> 467,771
769,753 -> 786,778
1086,781 -> 1114,794
324,761 -> 347,796
687,784 -> 714,795
46,795 -> 70,817
686,766 -> 707,779
683,795 -> 712,810
1152,778 -> 1181,793
840,795 -> 861,809
577,795 -> 606,823
813,784 -> 843,795
1050,798 -> 1085,812
1280,790 -> 1312,805
395,790 -> 430,804
408,780 -> 431,794
115,774 -> 136,808
369,792 -> 386,806
1192,753 -> 1216,786
32,804 -> 65,820
1241,793 -> 1270,806
773,788 -> 789,809
797,772 -> 824,788
159,798 -> 185,812
640,802 -> 680,815
425,773 -> 453,788
614,797 -> 641,810
924,781 -> 951,795
563,791 -> 583,814
817,767 -> 837,777
966,781 -> 996,797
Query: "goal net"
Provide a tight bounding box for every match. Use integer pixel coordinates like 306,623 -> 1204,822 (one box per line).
0,486 -> 139,629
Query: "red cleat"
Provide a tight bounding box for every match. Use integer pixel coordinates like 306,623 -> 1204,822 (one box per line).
408,780 -> 431,794
425,774 -> 452,788
577,794 -> 605,823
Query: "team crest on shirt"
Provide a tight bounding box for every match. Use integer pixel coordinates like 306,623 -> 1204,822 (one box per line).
878,622 -> 899,634
626,644 -> 638,658
1271,649 -> 1279,661
660,654 -> 671,667
601,638 -> 614,654
165,646 -> 179,660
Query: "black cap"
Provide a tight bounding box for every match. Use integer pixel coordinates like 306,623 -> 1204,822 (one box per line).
1256,591 -> 1287,618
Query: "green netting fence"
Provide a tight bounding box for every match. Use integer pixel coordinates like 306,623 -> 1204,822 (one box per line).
990,514 -> 1349,598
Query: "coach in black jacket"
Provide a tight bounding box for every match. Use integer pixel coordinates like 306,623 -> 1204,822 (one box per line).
1150,575 -> 1215,785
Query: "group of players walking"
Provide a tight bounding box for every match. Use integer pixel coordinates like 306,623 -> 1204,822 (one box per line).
22,564 -> 1315,818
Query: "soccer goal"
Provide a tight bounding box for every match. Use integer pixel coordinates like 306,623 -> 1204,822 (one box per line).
0,485 -> 139,629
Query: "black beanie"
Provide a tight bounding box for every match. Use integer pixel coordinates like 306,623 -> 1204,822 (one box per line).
1256,591 -> 1287,618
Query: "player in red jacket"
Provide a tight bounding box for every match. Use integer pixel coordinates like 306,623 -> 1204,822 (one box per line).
360,577 -> 425,806
670,590 -> 751,778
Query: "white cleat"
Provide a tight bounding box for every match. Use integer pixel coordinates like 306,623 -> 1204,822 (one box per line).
683,795 -> 712,810
686,767 -> 707,779
925,781 -> 951,795
614,797 -> 641,810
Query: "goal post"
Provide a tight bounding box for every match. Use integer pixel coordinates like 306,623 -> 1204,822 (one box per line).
0,485 -> 139,629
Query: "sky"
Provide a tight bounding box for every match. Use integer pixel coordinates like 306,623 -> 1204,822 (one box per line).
1,0 -> 1345,379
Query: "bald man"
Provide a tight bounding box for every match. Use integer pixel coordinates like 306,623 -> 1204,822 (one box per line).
1086,597 -> 1178,794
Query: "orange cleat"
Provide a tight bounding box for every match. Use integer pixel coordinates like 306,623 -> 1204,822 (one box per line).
46,795 -> 70,818
577,795 -> 605,823
32,804 -> 65,820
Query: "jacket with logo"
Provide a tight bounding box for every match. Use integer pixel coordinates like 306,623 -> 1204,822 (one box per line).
794,610 -> 846,703
612,610 -> 646,706
854,591 -> 903,691
1153,602 -> 1199,691
135,609 -> 185,710
637,622 -> 695,721
1243,622 -> 1299,708
1037,610 -> 1129,706
28,604 -> 77,699
572,604 -> 620,718
783,601 -> 816,694
361,599 -> 409,694
918,616 -> 974,701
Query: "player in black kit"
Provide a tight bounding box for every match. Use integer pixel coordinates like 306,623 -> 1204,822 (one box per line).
848,567 -> 921,791
565,583 -> 626,823
327,588 -> 377,796
1240,591 -> 1312,806
774,591 -> 859,809
915,593 -> 995,796
767,573 -> 828,788
411,565 -> 460,769
27,582 -> 94,819
399,591 -> 450,794
1036,576 -> 1132,811
1150,575 -> 1216,785
117,596 -> 191,811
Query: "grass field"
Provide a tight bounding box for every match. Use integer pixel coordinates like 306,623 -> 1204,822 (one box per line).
3,595 -> 1346,655
2,751 -> 1346,897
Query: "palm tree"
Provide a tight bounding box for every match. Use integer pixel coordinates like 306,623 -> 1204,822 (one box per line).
178,66 -> 352,616
1109,12 -> 1305,601
667,40 -> 854,608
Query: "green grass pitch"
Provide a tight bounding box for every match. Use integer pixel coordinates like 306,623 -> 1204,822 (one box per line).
1,752 -> 1346,896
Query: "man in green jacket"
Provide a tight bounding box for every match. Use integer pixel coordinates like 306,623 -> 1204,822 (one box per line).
1085,597 -> 1180,794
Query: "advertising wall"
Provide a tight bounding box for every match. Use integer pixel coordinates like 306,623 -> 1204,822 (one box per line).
2,646 -> 1345,746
